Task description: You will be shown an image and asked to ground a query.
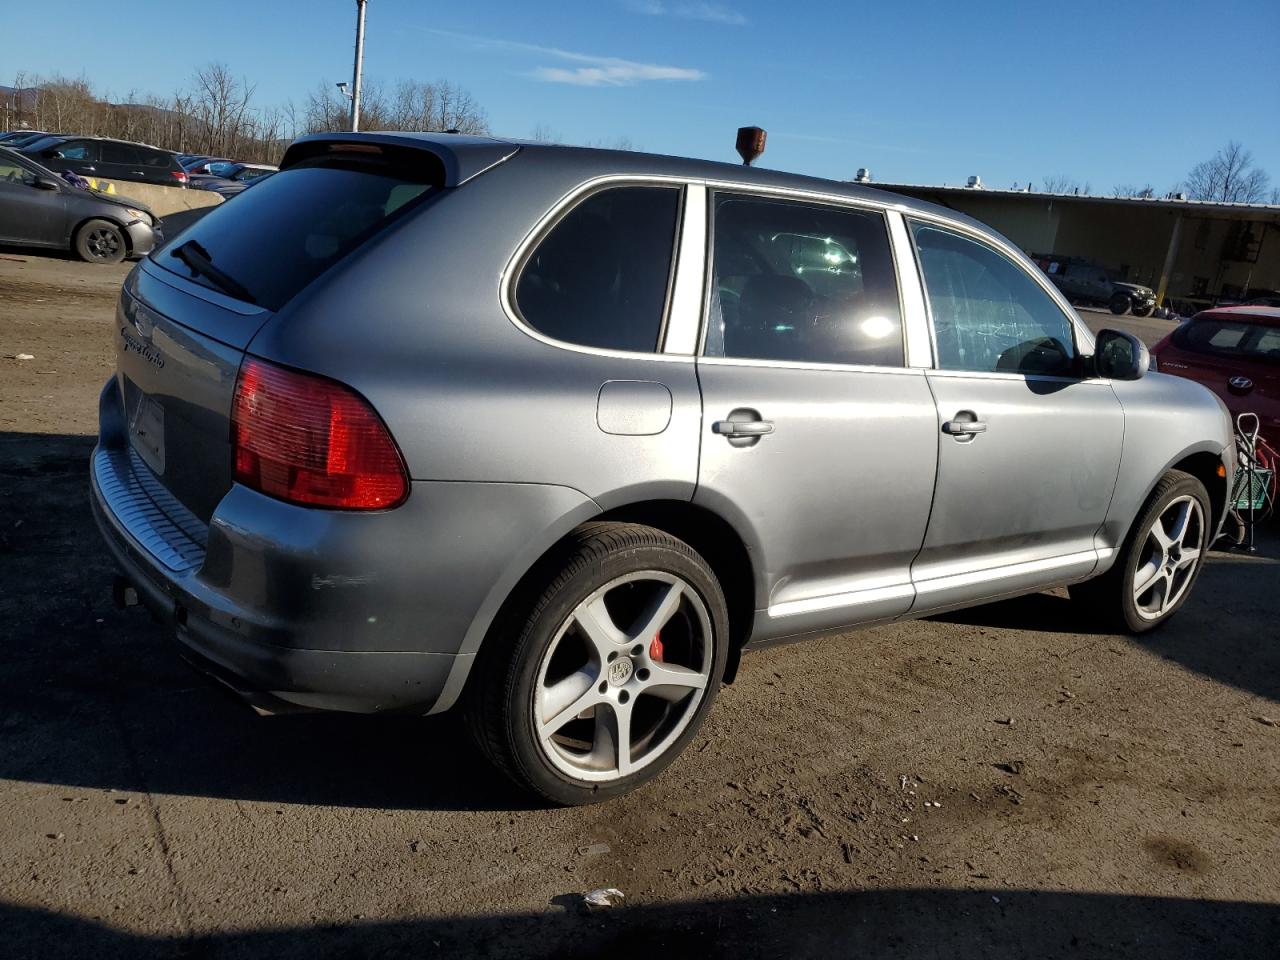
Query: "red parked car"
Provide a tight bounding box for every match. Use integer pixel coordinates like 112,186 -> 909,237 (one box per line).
1152,306 -> 1279,441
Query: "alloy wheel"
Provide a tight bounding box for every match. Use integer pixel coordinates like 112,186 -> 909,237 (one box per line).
1132,495 -> 1205,620
86,227 -> 120,260
533,571 -> 713,783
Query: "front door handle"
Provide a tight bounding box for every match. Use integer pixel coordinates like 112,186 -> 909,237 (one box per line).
942,412 -> 987,439
714,420 -> 774,437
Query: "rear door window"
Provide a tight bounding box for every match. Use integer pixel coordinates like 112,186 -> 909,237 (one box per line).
515,185 -> 681,353
151,152 -> 438,311
100,142 -> 141,165
704,193 -> 904,366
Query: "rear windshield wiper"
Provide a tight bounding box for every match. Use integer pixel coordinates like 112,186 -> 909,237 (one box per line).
170,239 -> 257,304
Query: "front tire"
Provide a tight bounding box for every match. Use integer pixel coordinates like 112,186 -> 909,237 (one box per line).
1070,470 -> 1210,633
1132,304 -> 1154,318
465,522 -> 729,805
1109,293 -> 1131,315
74,219 -> 126,264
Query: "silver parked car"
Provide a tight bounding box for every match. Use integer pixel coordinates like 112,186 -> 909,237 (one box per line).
92,133 -> 1235,804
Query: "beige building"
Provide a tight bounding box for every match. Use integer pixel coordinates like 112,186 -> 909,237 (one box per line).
871,180 -> 1280,313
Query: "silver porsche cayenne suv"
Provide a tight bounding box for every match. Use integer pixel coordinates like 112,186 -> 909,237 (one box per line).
92,133 -> 1235,804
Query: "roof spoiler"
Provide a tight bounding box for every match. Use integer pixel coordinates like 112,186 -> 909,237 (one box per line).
280,133 -> 520,188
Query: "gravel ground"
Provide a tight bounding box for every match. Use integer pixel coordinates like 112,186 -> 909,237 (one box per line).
1,253 -> 1278,959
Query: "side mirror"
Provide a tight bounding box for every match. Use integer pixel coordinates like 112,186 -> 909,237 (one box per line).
1092,329 -> 1149,380
33,177 -> 60,191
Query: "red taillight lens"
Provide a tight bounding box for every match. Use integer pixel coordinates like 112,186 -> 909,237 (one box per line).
231,358 -> 408,510
172,170 -> 188,182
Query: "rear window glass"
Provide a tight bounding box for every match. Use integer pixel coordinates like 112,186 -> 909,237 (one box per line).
152,156 -> 437,311
515,185 -> 680,353
1173,316 -> 1280,363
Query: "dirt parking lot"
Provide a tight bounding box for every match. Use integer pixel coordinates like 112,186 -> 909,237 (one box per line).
2,252 -> 1278,959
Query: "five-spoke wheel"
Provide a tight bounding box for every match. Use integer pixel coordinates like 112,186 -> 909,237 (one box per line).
534,571 -> 713,781
466,523 -> 728,805
1070,469 -> 1211,633
1131,495 -> 1205,621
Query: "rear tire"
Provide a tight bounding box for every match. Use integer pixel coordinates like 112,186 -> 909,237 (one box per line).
1069,470 -> 1210,633
1109,293 -> 1131,315
74,219 -> 126,264
465,522 -> 729,805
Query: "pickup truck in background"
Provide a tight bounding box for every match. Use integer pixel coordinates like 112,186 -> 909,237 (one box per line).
1032,254 -> 1158,317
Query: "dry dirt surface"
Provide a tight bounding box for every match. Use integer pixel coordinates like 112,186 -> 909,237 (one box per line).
1,252 -> 1278,959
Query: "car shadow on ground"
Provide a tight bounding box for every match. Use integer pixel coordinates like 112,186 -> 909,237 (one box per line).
4,887 -> 1278,959
2,430 -> 1277,814
932,535 -> 1280,703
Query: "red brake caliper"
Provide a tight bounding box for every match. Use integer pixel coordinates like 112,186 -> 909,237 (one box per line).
649,629 -> 664,662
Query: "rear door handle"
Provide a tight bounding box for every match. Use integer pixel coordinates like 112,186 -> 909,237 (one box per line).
714,419 -> 774,437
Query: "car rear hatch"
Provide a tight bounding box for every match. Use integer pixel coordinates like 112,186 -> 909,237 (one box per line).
103,134 -> 519,539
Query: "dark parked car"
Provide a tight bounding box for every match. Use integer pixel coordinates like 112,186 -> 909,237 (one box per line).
180,155 -> 234,175
1152,306 -> 1279,440
0,148 -> 162,262
17,136 -> 188,187
188,162 -> 277,198
1033,255 -> 1157,316
0,130 -> 54,147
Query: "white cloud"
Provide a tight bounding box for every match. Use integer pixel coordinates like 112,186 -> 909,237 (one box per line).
623,1 -> 747,25
425,29 -> 706,87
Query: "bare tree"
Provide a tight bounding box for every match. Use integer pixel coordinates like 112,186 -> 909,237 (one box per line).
1113,183 -> 1155,199
1040,175 -> 1074,193
529,123 -> 561,143
1184,141 -> 1271,203
187,63 -> 256,157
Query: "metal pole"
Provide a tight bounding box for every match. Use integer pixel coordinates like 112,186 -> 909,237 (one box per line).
1154,212 -> 1183,309
350,0 -> 367,132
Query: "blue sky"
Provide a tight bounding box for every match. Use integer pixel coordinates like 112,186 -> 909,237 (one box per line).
7,0 -> 1279,191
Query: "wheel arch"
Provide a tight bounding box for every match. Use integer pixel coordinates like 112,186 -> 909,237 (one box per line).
590,500 -> 757,683
1170,450 -> 1229,535
442,498 -> 758,716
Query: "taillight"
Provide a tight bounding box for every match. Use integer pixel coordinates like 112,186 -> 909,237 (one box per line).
172,170 -> 188,183
231,358 -> 408,510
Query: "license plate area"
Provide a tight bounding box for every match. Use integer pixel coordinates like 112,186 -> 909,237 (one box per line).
128,389 -> 166,475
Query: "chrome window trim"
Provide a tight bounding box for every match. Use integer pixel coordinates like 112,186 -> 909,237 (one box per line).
887,210 -> 933,368
925,367 -> 1111,386
661,183 -> 707,355
697,355 -> 926,377
904,211 -> 1097,359
499,173 -> 697,364
697,186 -> 910,371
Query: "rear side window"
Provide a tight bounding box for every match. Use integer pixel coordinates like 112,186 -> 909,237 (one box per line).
515,185 -> 681,353
1173,317 -> 1280,363
140,148 -> 175,168
152,154 -> 437,311
911,222 -> 1076,375
705,194 -> 903,366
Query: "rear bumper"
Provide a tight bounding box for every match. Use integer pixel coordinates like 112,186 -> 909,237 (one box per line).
90,376 -> 596,714
90,460 -> 461,714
